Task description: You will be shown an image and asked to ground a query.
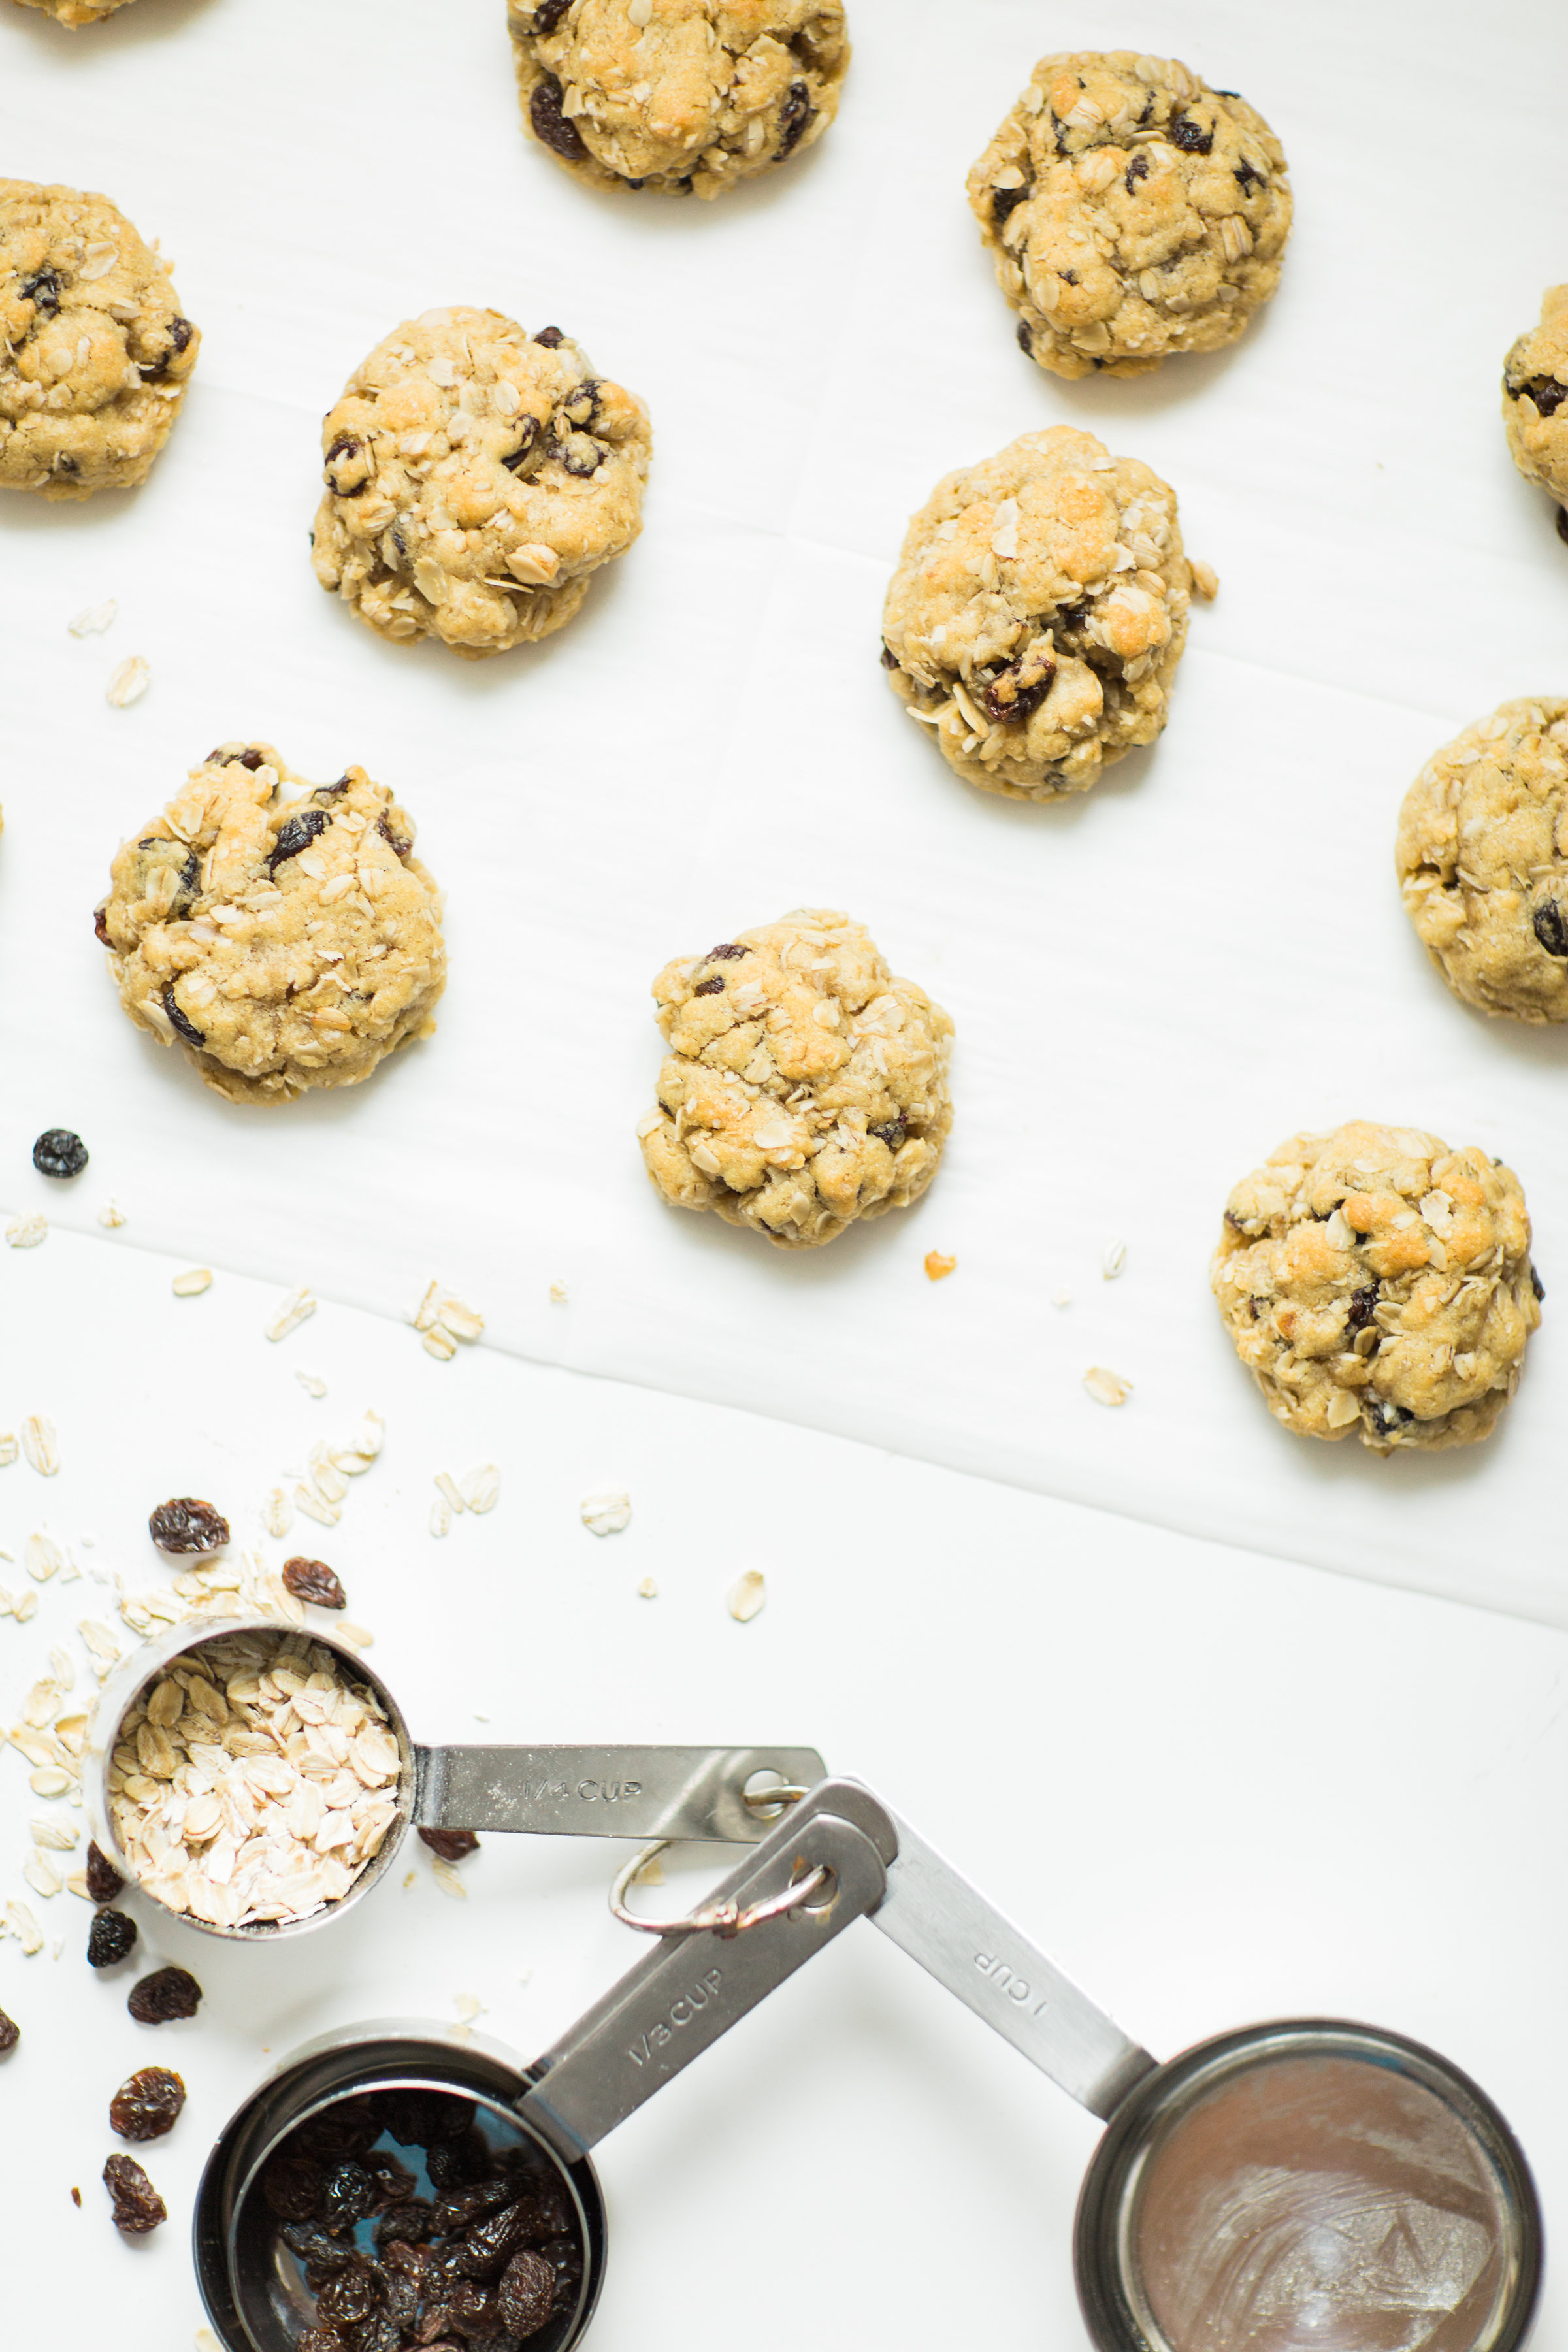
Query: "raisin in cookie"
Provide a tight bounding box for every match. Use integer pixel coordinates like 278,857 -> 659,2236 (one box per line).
1,180 -> 198,498
1397,698 -> 1568,1023
97,746 -> 446,1105
9,0 -> 137,21
510,0 -> 847,199
882,426 -> 1203,801
1213,1122 -> 1541,1455
638,911 -> 952,1249
312,307 -> 649,658
968,51 -> 1290,380
1502,286 -> 1568,517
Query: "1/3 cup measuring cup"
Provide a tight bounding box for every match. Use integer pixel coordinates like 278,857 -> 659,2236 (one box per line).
86,1615 -> 825,1940
195,1778 -> 1543,2352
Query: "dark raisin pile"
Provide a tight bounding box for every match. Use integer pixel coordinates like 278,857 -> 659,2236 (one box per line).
86,1840 -> 125,1904
148,1496 -> 231,1554
32,1128 -> 89,1179
104,2153 -> 167,2234
282,1556 -> 348,1609
110,2066 -> 186,2141
128,1965 -> 203,2024
0,2007 -> 19,2054
264,2087 -> 585,2347
87,1908 -> 139,1968
417,1827 -> 480,1863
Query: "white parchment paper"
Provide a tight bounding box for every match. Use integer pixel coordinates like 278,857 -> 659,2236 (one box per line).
3,0 -> 1566,1623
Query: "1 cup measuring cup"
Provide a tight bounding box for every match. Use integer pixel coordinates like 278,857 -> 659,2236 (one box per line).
84,1614 -> 825,1941
193,1777 -> 1543,2352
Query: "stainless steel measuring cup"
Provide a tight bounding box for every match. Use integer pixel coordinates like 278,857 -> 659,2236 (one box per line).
193,1775 -> 1544,2352
86,1614 -> 824,1942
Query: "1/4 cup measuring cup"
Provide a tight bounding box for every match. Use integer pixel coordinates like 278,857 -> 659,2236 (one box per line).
195,1778 -> 1543,2352
86,1616 -> 824,1940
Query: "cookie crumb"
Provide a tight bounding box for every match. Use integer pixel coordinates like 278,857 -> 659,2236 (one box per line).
727,1570 -> 766,1624
106,655 -> 150,708
1084,1366 -> 1134,1407
6,1213 -> 48,1249
171,1267 -> 212,1297
580,1489 -> 631,1537
924,1250 -> 957,1281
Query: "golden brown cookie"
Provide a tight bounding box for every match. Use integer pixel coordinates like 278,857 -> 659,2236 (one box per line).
1212,1122 -> 1542,1454
967,50 -> 1290,380
97,745 -> 446,1105
312,307 -> 650,658
1502,286 -> 1568,517
1,179 -> 198,498
1397,698 -> 1568,1023
510,0 -> 848,197
9,0 -> 137,22
882,426 -> 1203,801
638,910 -> 952,1248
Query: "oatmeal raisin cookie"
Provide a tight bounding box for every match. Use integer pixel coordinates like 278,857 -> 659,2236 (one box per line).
1212,1122 -> 1541,1454
1,180 -> 198,498
312,306 -> 649,657
882,426 -> 1199,800
97,745 -> 446,1105
1502,286 -> 1568,514
638,911 -> 952,1248
968,50 -> 1290,380
510,0 -> 848,199
8,0 -> 137,21
1397,698 -> 1568,1023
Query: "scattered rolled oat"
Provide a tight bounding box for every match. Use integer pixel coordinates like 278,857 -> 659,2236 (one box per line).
461,1463 -> 500,1514
5,1898 -> 44,1953
20,1415 -> 59,1475
924,1250 -> 958,1281
260,1486 -> 293,1539
265,1286 -> 316,1343
727,1569 -> 767,1624
1084,1366 -> 1134,1407
0,1434 -> 15,1465
97,1200 -> 127,1228
549,1280 -> 568,1304
430,1495 -> 452,1539
422,1324 -> 457,1363
412,1279 -> 485,1354
24,1850 -> 62,1899
1190,559 -> 1220,601
430,1856 -> 467,1901
580,1488 -> 631,1537
26,1531 -> 63,1580
171,1267 -> 212,1297
69,598 -> 118,636
335,1620 -> 373,1649
433,1471 -> 466,1519
1102,1239 -> 1128,1280
1051,1288 -> 1073,1308
107,1628 -> 402,1929
106,654 -> 150,708
295,1370 -> 327,1399
636,1576 -> 659,1600
6,1213 -> 48,1249
31,1817 -> 77,1852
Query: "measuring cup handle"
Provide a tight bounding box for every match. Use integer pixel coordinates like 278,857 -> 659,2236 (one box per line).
515,1783 -> 889,2163
412,1745 -> 826,1842
864,1795 -> 1157,2121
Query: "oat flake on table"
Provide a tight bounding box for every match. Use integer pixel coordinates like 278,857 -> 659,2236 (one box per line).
580,1489 -> 631,1537
727,1570 -> 767,1623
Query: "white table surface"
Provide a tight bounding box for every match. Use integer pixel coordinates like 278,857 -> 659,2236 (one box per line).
1,1 -> 1565,2344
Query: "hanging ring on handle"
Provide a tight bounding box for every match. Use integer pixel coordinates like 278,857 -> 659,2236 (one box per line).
610,1838 -> 832,1938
